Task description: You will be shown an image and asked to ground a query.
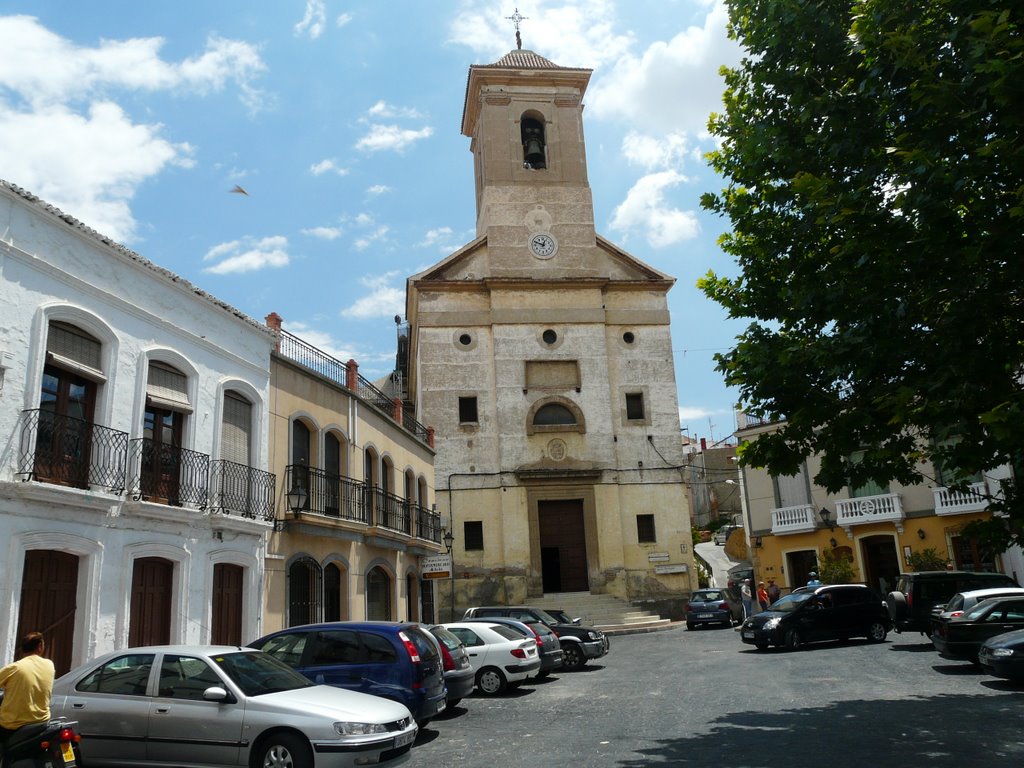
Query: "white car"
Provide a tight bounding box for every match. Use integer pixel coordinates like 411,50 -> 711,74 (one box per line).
443,622 -> 541,695
50,645 -> 417,768
933,587 -> 1024,620
713,526 -> 740,545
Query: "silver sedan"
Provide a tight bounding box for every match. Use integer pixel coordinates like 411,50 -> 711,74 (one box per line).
50,645 -> 417,768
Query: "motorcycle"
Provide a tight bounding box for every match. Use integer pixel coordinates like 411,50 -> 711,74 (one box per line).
0,691 -> 81,768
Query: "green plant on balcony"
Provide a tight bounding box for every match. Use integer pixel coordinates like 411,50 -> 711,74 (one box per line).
907,547 -> 948,572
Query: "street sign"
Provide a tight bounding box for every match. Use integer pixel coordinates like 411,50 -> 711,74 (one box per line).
421,553 -> 453,578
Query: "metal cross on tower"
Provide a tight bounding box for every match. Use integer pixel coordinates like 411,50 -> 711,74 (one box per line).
505,7 -> 528,50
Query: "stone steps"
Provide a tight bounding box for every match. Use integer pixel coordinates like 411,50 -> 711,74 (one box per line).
534,591 -> 674,636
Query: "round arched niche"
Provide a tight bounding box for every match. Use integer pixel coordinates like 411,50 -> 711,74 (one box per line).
526,396 -> 586,435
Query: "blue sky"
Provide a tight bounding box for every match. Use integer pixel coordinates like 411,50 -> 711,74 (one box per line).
0,1 -> 747,444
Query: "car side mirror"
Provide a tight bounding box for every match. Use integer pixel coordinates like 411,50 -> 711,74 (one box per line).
573,618 -> 582,625
203,686 -> 230,702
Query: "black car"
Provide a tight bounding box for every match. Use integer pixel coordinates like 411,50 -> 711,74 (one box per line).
686,588 -> 739,630
979,628 -> 1024,680
426,624 -> 476,708
739,584 -> 891,651
930,596 -> 1024,662
460,616 -> 564,675
462,606 -> 608,671
885,570 -> 1019,634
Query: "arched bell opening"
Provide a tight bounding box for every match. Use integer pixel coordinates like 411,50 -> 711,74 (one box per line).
521,117 -> 547,169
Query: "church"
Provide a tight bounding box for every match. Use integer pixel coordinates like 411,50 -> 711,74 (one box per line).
403,41 -> 696,619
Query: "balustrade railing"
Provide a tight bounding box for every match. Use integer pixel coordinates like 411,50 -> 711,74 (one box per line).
286,464 -> 368,523
129,438 -> 210,508
210,459 -> 276,522
835,493 -> 904,527
771,504 -> 817,534
933,482 -> 989,516
417,505 -> 442,543
18,409 -> 128,492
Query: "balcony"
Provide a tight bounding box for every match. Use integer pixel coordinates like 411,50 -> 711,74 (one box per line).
128,438 -> 210,508
771,504 -> 818,535
284,464 -> 441,543
933,482 -> 989,516
835,493 -> 904,528
210,459 -> 277,523
18,409 -> 128,493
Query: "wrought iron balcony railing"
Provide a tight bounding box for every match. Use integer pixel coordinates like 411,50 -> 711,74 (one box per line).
129,437 -> 210,509
18,409 -> 128,493
210,459 -> 276,523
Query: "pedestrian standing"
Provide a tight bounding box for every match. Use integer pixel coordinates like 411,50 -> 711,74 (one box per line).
807,571 -> 822,587
766,579 -> 781,603
756,581 -> 770,611
740,579 -> 753,618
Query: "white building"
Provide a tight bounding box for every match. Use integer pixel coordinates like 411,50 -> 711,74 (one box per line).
0,180 -> 277,674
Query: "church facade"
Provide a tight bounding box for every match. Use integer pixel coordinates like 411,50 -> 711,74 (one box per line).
404,49 -> 696,618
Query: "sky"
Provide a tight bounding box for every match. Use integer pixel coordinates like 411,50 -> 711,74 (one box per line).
0,0 -> 748,444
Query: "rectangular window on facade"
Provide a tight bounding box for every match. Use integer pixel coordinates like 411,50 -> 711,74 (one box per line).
458,396 -> 478,424
464,520 -> 484,550
625,393 -> 645,421
636,514 -> 656,543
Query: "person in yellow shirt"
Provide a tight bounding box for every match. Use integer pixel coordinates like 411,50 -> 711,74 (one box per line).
0,631 -> 56,754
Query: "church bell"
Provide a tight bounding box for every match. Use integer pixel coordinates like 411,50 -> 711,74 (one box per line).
524,137 -> 546,168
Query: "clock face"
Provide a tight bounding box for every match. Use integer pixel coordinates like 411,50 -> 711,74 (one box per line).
529,232 -> 557,258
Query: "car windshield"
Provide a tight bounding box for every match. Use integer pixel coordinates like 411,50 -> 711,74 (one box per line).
429,626 -> 463,651
963,600 -> 997,621
490,625 -> 524,641
211,650 -> 315,696
767,593 -> 812,613
531,609 -> 561,624
694,591 -> 724,602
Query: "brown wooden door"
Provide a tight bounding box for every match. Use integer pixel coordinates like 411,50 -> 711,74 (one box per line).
129,557 -> 173,646
211,563 -> 243,646
538,499 -> 589,592
861,536 -> 902,595
17,550 -> 78,676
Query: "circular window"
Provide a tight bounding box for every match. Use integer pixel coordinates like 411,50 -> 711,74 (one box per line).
459,333 -> 472,346
542,329 -> 558,345
623,331 -> 636,345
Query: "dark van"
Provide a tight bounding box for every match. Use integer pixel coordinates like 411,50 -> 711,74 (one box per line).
885,570 -> 1019,634
250,621 -> 447,726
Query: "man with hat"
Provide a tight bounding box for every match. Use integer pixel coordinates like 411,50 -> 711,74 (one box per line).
807,571 -> 822,587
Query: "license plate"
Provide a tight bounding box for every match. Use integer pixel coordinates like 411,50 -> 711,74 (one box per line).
60,742 -> 77,767
698,613 -> 714,618
435,699 -> 446,714
742,631 -> 755,639
395,730 -> 416,748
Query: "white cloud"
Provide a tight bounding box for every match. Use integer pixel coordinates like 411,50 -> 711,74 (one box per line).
310,158 -> 349,176
353,226 -> 390,251
610,171 -> 700,248
342,271 -> 405,319
586,2 -> 740,136
420,227 -> 453,247
367,100 -> 424,119
448,0 -> 634,70
336,13 -> 354,28
366,184 -> 392,196
679,406 -> 714,423
355,124 -> 433,153
294,1 -> 327,39
622,131 -> 694,171
284,321 -> 358,362
302,226 -> 343,240
0,15 -> 265,243
202,235 -> 290,274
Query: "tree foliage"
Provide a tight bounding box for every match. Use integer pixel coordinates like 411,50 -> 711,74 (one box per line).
701,0 -> 1024,549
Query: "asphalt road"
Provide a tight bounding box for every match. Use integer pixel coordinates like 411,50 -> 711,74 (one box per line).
413,624 -> 1023,767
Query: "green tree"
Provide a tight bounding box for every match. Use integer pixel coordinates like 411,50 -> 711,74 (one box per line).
700,0 -> 1024,551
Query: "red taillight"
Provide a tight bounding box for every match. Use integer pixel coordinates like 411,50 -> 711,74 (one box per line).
530,629 -> 544,647
59,728 -> 75,743
686,604 -> 695,612
511,647 -> 527,659
398,631 -> 421,662
951,611 -> 963,618
438,642 -> 456,672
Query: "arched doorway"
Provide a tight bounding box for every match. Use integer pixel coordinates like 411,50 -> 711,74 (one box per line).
288,557 -> 321,626
366,566 -> 391,620
17,550 -> 78,676
211,563 -> 243,645
129,557 -> 173,646
323,562 -> 348,621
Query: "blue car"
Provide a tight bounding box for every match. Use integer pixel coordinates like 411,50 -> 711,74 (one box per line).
250,621 -> 448,727
686,588 -> 738,630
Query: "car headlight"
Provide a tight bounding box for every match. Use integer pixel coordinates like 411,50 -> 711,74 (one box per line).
763,618 -> 781,631
989,648 -> 1015,658
587,631 -> 599,640
334,722 -> 388,736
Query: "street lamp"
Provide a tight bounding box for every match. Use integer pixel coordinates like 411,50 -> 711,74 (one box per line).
818,507 -> 836,532
287,484 -> 307,519
443,529 -> 455,621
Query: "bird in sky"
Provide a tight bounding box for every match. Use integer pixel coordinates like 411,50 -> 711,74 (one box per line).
229,184 -> 249,196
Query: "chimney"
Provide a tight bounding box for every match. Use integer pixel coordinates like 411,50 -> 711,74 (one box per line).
700,437 -> 707,450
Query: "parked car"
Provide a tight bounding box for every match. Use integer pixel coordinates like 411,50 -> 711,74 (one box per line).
930,596 -> 1024,662
979,627 -> 1024,681
49,645 -> 417,768
885,570 -> 1019,634
442,622 -> 541,695
713,525 -> 740,546
686,588 -> 738,630
545,608 -> 580,625
460,615 -> 564,675
462,606 -> 608,670
933,587 -> 1024,621
249,621 -> 447,727
425,624 -> 475,708
739,584 -> 891,651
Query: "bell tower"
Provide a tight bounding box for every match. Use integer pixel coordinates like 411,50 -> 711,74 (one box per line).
461,50 -> 594,273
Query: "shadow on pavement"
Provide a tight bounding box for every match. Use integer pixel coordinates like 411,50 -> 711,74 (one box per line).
617,693 -> 1022,767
